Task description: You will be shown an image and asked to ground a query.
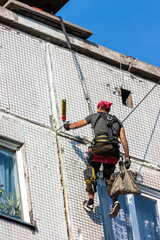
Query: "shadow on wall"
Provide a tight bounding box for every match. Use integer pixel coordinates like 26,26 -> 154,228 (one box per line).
70,139 -> 88,166
86,204 -> 103,225
136,173 -> 143,184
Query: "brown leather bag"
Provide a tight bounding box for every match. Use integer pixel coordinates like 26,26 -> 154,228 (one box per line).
106,164 -> 141,198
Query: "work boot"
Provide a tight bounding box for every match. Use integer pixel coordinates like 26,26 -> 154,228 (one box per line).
109,201 -> 120,218
83,200 -> 94,212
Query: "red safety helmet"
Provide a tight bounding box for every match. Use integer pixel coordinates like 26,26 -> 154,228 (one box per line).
97,101 -> 113,109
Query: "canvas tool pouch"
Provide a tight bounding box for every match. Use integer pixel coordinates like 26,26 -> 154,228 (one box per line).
83,166 -> 96,183
109,164 -> 141,198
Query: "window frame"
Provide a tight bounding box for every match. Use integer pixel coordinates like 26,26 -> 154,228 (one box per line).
97,178 -> 160,240
124,186 -> 160,240
0,138 -> 31,224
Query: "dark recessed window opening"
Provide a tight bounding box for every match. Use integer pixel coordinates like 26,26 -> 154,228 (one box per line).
121,89 -> 133,108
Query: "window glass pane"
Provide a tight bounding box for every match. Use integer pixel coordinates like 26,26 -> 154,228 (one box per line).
134,195 -> 160,240
97,179 -> 133,240
0,145 -> 22,220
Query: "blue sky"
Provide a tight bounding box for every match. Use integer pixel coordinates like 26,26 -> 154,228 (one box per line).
57,0 -> 160,67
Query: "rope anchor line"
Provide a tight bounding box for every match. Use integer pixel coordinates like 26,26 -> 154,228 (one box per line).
58,16 -> 113,239
58,16 -> 94,116
122,79 -> 160,123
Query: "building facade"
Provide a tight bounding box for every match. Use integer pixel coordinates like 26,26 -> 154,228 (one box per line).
0,1 -> 160,239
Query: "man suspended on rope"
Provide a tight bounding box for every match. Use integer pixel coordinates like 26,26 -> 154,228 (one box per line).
64,100 -> 130,218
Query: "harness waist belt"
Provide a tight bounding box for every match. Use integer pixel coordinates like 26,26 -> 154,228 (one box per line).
95,134 -> 118,144
92,155 -> 118,164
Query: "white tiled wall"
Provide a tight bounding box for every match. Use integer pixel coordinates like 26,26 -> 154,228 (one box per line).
0,114 -> 68,240
0,25 -> 51,127
0,23 -> 159,240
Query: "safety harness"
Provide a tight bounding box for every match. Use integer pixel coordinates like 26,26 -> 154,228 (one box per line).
93,112 -> 120,146
84,113 -> 121,183
85,112 -> 121,166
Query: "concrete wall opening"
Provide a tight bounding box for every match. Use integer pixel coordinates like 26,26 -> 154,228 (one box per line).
121,89 -> 133,108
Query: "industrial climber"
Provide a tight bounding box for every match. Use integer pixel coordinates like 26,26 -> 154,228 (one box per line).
64,100 -> 130,218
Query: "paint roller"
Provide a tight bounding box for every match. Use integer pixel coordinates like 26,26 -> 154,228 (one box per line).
56,99 -> 68,131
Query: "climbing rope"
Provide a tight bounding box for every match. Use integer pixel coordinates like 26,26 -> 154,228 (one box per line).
99,176 -> 110,240
58,16 -> 113,238
136,109 -> 160,178
58,16 -> 94,115
122,79 -> 160,123
105,183 -> 114,240
122,78 -> 160,176
57,16 -> 95,141
59,17 -> 113,239
119,55 -> 160,174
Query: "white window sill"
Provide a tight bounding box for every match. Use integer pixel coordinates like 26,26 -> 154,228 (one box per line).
0,212 -> 37,230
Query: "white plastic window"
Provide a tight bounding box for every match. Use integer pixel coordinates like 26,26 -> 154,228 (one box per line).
0,139 -> 30,223
97,179 -> 160,240
133,192 -> 160,239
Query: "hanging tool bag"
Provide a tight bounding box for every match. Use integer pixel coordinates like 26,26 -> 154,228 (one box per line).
83,166 -> 96,183
107,164 -> 141,197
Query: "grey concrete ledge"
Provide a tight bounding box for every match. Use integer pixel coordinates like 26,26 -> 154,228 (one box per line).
0,6 -> 160,82
3,0 -> 93,39
1,0 -> 69,15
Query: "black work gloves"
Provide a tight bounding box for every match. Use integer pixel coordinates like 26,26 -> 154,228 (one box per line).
64,123 -> 70,131
124,157 -> 131,169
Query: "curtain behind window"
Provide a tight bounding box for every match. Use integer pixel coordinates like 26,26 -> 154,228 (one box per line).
0,145 -> 20,204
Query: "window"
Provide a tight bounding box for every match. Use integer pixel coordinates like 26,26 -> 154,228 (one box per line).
134,194 -> 160,239
0,145 -> 21,220
97,178 -> 160,240
121,89 -> 133,108
0,138 -> 30,223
